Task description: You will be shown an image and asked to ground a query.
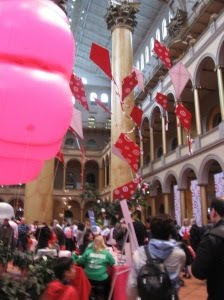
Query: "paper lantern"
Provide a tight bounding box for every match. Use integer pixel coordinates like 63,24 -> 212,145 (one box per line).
0,0 -> 75,184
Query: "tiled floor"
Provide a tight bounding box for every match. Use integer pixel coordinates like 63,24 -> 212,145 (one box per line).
179,276 -> 207,299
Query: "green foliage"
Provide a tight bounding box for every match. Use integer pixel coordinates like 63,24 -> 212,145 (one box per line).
80,183 -> 100,202
0,241 -> 13,267
13,251 -> 34,271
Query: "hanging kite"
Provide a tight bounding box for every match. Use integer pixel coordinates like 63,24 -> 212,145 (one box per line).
154,39 -> 172,69
70,74 -> 89,111
122,70 -> 138,102
130,105 -> 143,128
69,107 -> 83,140
113,177 -> 141,200
133,67 -> 145,92
90,43 -> 112,80
95,98 -> 112,114
155,92 -> 169,111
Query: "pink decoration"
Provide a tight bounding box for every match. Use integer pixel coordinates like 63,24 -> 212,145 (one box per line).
56,151 -> 65,164
190,180 -> 202,226
122,71 -> 138,102
154,39 -> 172,69
130,106 -> 143,128
111,144 -> 127,163
169,62 -> 191,100
114,133 -> 140,173
113,177 -> 140,201
155,93 -> 169,111
133,67 -> 144,92
90,43 -> 112,80
95,98 -> 111,114
0,0 -> 75,184
70,107 -> 83,140
70,74 -> 89,111
214,172 -> 224,197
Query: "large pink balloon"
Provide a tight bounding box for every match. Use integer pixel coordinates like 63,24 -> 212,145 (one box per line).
0,0 -> 75,184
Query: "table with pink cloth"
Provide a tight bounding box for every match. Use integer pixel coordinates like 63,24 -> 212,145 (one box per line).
110,264 -> 131,300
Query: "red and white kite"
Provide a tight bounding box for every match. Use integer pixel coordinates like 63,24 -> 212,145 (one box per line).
169,62 -> 191,100
70,74 -> 89,111
56,151 -> 64,164
69,107 -> 83,140
175,103 -> 192,131
130,105 -> 143,128
90,43 -> 112,80
133,67 -> 144,92
95,98 -> 111,114
111,144 -> 127,163
113,177 -> 141,200
154,39 -> 172,69
122,71 -> 138,102
115,133 -> 140,173
155,92 -> 169,111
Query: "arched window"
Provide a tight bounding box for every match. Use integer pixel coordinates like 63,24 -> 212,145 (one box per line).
150,37 -> 155,57
162,18 -> 167,40
136,61 -> 140,70
90,92 -> 97,102
145,46 -> 149,64
140,54 -> 144,71
65,138 -> 74,146
81,77 -> 87,85
88,116 -> 96,128
87,139 -> 97,149
105,118 -> 111,129
156,29 -> 161,42
86,173 -> 96,186
101,93 -> 108,103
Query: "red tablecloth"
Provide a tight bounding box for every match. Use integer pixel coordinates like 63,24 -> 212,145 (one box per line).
111,265 -> 130,300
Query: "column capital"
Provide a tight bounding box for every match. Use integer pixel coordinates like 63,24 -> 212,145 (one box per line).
215,65 -> 224,72
105,2 -> 140,33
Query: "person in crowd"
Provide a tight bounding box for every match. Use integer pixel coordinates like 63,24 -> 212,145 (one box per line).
145,217 -> 152,242
106,225 -> 116,247
73,235 -> 115,300
64,223 -> 75,252
27,232 -> 38,252
132,211 -> 147,246
192,198 -> 224,300
189,218 -> 203,252
79,230 -> 94,255
35,223 -> 52,250
30,220 -> 39,234
127,214 -> 186,300
53,222 -> 65,249
9,217 -> 18,249
76,222 -> 85,251
18,217 -> 29,251
179,218 -> 191,242
113,221 -> 127,251
0,218 -> 14,247
42,257 -> 78,300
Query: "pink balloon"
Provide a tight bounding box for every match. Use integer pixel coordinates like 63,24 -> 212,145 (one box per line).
0,0 -> 75,184
0,158 -> 44,185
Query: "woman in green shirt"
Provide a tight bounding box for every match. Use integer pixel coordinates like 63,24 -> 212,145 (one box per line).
73,235 -> 115,299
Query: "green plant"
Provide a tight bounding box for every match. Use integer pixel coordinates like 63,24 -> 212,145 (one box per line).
80,183 -> 100,202
0,241 -> 13,267
13,251 -> 34,271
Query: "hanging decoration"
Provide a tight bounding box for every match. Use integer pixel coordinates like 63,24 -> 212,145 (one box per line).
122,70 -> 138,102
114,133 -> 140,173
70,74 -> 89,111
155,92 -> 169,111
153,39 -> 172,69
173,185 -> 181,226
56,151 -> 65,164
113,177 -> 141,200
89,43 -> 112,80
169,62 -> 191,100
69,107 -> 83,140
190,180 -> 202,226
214,172 -> 224,198
130,105 -> 143,128
133,67 -> 145,92
95,98 -> 112,114
0,0 -> 75,184
111,144 -> 127,162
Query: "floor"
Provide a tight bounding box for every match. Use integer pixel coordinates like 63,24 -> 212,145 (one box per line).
179,276 -> 207,299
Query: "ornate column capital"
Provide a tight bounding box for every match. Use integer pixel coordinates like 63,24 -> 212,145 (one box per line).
105,1 -> 140,33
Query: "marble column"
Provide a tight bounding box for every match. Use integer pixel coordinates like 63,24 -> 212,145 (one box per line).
193,87 -> 202,135
180,190 -> 186,224
200,185 -> 208,225
63,164 -> 66,190
176,117 -> 183,146
24,159 -> 54,224
104,163 -> 107,188
162,116 -> 167,155
163,194 -> 169,214
150,126 -> 155,161
99,167 -> 104,191
217,66 -> 224,120
106,3 -> 140,199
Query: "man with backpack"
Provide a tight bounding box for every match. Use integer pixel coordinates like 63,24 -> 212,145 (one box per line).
192,198 -> 224,300
127,214 -> 185,300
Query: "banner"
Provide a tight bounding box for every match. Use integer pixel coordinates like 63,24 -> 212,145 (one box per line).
190,180 -> 202,226
214,172 -> 224,197
88,210 -> 97,233
173,185 -> 181,226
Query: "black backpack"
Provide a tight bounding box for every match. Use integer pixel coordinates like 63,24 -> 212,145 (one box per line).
137,246 -> 176,300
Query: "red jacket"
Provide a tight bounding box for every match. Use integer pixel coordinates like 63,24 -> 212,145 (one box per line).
72,266 -> 91,300
43,281 -> 78,300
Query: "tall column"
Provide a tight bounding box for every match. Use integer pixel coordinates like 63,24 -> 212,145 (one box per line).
180,190 -> 186,224
151,197 -> 156,216
193,87 -> 202,135
150,126 -> 155,161
163,194 -> 169,214
200,185 -> 208,225
217,66 -> 224,120
24,159 -> 54,224
162,116 -> 167,155
176,117 -> 183,146
63,165 -> 66,190
106,3 -> 140,199
104,163 -> 107,188
99,167 -> 104,191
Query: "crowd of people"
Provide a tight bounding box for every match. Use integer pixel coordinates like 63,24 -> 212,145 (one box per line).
0,198 -> 224,299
